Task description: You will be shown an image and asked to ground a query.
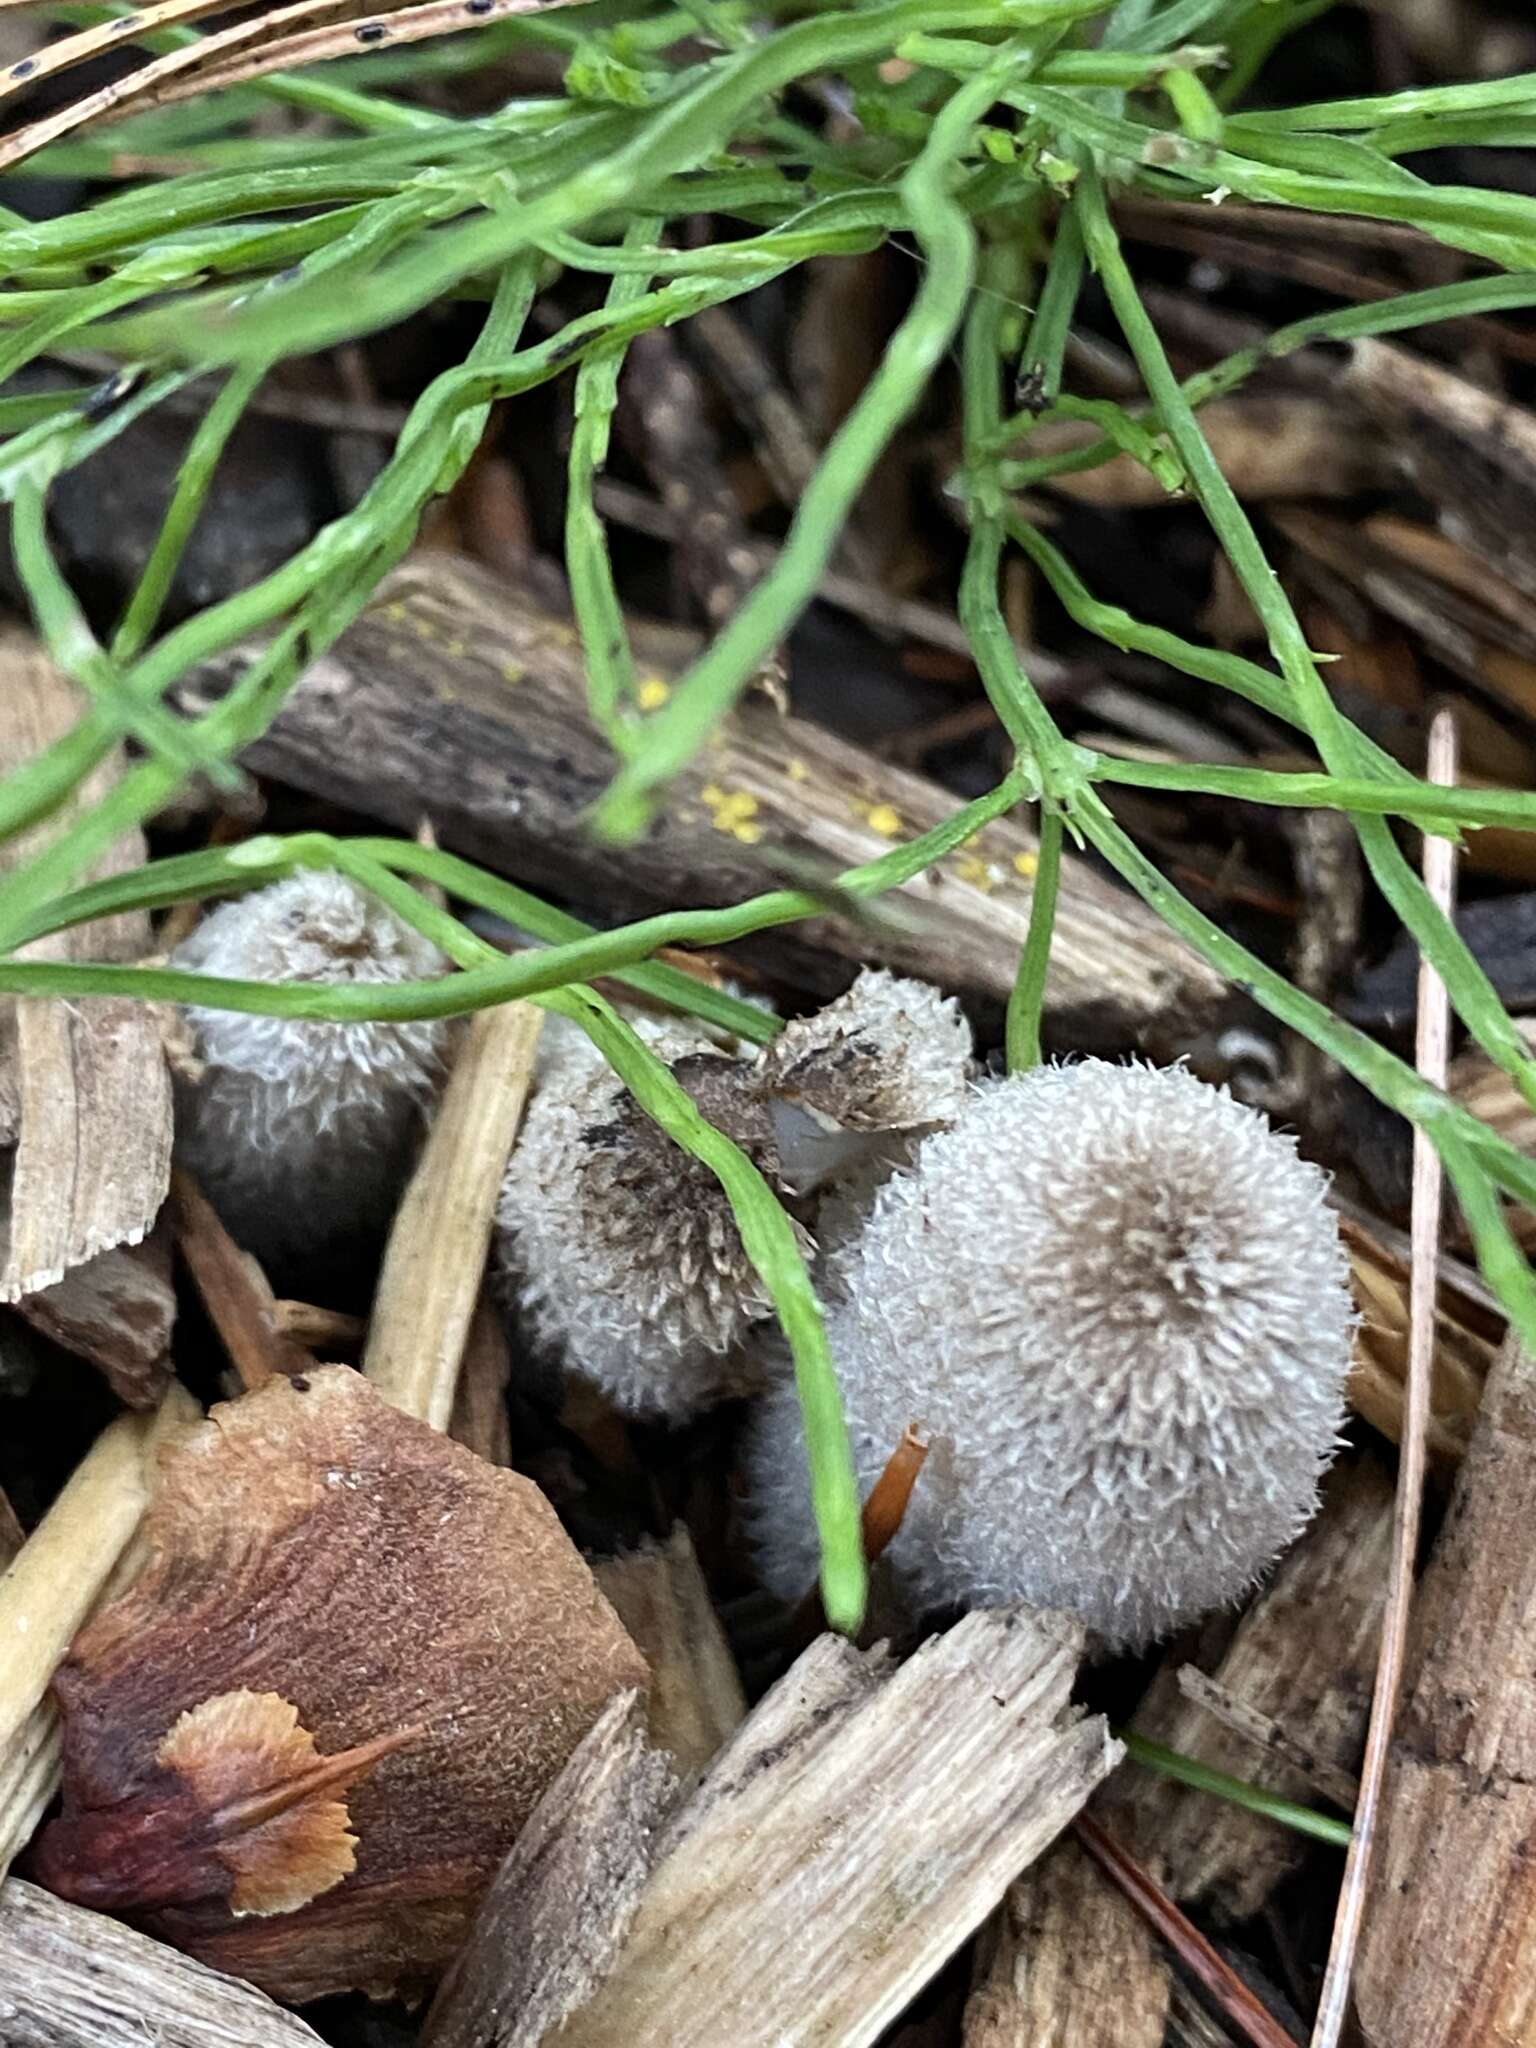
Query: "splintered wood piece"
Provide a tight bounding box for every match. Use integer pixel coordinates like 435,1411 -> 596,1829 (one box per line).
0,1385 -> 197,1877
15,1230 -> 176,1409
33,1366 -> 646,2003
0,634 -> 173,1302
1102,1455 -> 1390,1923
430,1617 -> 1110,2048
172,555 -> 1227,1047
965,1835 -> 1169,2048
171,1168 -> 313,1389
364,1002 -> 542,1430
1355,1334 -> 1536,2047
0,1879 -> 326,2048
593,1527 -> 746,1782
424,1691 -> 677,2048
556,1610 -> 1113,2048
1176,1669 -> 1361,1814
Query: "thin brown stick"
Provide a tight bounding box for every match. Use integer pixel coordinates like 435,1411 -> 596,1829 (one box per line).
859,1423 -> 930,1563
171,1165 -> 315,1391
0,0 -> 587,170
1309,708 -> 1456,2048
1072,1813 -> 1299,2048
0,0 -> 285,107
790,1421 -> 928,1640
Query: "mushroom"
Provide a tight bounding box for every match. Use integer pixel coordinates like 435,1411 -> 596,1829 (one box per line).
747,1059 -> 1356,1650
171,872 -> 451,1278
496,971 -> 973,1419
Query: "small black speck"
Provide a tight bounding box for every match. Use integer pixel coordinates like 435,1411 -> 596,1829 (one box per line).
465,1 -> 495,16
81,366 -> 146,420
354,20 -> 387,40
291,1375 -> 311,1393
10,57 -> 36,78
111,13 -> 141,30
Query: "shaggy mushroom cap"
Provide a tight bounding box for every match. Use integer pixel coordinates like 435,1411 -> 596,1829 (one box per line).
748,1059 -> 1355,1650
172,872 -> 450,1271
496,971 -> 973,1420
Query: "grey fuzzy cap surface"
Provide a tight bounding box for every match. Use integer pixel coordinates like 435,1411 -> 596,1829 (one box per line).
747,1059 -> 1355,1650
496,971 -> 973,1421
172,872 -> 450,1268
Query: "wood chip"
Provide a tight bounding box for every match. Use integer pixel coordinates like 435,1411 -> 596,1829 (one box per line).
965,1834 -> 1169,2048
0,1879 -> 325,2048
14,1230 -> 176,1409
172,555 -> 1227,1048
593,1527 -> 746,1783
1355,1334 -> 1536,2046
429,1607 -> 1117,2048
0,1384 -> 197,1879
171,1167 -> 314,1390
0,633 -> 173,1301
364,1001 -> 542,1430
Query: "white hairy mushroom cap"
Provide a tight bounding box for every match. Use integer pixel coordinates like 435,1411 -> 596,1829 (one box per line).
496,971 -> 974,1420
172,871 -> 450,1270
747,1059 -> 1355,1650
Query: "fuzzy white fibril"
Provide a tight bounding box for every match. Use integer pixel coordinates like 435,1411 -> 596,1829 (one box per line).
496,971 -> 973,1419
748,1059 -> 1356,1650
172,873 -> 450,1271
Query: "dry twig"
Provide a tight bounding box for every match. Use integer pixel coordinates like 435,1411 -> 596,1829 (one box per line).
1310,709 -> 1456,2047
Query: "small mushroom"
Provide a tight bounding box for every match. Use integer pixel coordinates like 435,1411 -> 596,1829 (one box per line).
171,872 -> 451,1278
496,971 -> 973,1419
748,1059 -> 1356,1651
30,1367 -> 646,2001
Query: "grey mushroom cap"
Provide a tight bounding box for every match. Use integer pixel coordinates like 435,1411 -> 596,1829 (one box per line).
747,1058 -> 1356,1650
171,871 -> 451,1270
495,970 -> 974,1420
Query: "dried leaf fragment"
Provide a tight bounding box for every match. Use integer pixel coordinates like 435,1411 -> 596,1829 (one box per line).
34,1366 -> 646,2002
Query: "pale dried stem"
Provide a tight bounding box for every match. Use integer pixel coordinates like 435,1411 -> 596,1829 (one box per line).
0,1384 -> 197,1875
1310,709 -> 1456,2048
364,1001 -> 542,1430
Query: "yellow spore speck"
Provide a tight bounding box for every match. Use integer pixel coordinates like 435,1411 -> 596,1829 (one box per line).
500,659 -> 525,686
701,784 -> 762,841
637,675 -> 671,712
785,758 -> 809,783
1013,850 -> 1039,880
865,803 -> 903,840
385,601 -> 407,622
956,853 -> 998,893
445,638 -> 466,658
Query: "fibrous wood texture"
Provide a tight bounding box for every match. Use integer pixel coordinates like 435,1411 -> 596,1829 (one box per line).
0,1879 -> 326,2048
364,1001 -> 541,1431
965,1835 -> 1169,2048
592,1526 -> 746,1783
12,1232 -> 176,1408
0,1386 -> 196,1879
0,633 -> 173,1301
173,555 -> 1226,1047
432,1607 -> 1117,2048
1356,1335 -> 1536,2047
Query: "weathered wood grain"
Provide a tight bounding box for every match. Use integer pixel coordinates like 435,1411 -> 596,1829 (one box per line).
430,1611 -> 1115,2048
592,1526 -> 746,1784
0,1879 -> 325,2048
172,555 -> 1226,1048
0,633 -> 172,1302
1356,1335 -> 1536,2047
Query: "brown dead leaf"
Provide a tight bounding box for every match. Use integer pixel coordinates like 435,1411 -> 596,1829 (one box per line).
31,1367 -> 647,2003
